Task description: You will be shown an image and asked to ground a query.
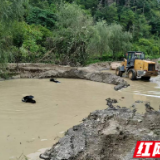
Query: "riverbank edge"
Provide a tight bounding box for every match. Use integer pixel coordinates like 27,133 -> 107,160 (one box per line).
0,62 -> 130,91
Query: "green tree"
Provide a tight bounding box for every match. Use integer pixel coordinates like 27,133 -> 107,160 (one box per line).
95,3 -> 118,24
132,15 -> 151,40
26,7 -> 56,29
119,8 -> 135,31
75,0 -> 99,15
108,24 -> 132,57
87,21 -> 110,56
88,22 -> 132,58
48,3 -> 93,65
0,0 -> 26,66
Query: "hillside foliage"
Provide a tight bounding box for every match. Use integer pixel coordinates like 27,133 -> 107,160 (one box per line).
0,0 -> 160,66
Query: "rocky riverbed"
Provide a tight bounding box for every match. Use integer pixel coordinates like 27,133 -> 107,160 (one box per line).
6,63 -> 129,91
40,99 -> 160,160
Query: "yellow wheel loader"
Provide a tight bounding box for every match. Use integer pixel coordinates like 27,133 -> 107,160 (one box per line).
116,51 -> 158,80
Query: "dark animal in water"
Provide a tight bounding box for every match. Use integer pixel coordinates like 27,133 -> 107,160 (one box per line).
22,95 -> 36,103
50,78 -> 60,83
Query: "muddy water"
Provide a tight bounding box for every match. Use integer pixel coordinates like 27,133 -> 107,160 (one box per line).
120,77 -> 160,113
0,77 -> 160,160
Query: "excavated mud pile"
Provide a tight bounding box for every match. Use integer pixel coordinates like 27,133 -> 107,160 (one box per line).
7,63 -> 129,90
40,99 -> 160,160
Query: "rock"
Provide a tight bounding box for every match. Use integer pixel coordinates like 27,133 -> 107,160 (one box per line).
110,62 -> 121,70
138,119 -> 142,123
106,98 -> 118,110
135,100 -> 143,103
145,102 -> 155,113
114,83 -> 129,91
87,62 -> 111,70
131,104 -> 136,108
12,75 -> 20,79
0,78 -> 5,81
106,98 -> 117,106
40,149 -> 51,160
40,100 -> 160,160
112,99 -> 118,103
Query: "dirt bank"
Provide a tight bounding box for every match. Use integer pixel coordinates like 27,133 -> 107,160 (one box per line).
6,60 -> 160,90
40,99 -> 160,160
7,63 -> 129,90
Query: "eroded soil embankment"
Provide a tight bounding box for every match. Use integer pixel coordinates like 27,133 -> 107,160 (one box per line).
7,63 -> 129,90
40,99 -> 160,160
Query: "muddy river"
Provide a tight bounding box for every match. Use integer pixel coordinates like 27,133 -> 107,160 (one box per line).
0,77 -> 160,160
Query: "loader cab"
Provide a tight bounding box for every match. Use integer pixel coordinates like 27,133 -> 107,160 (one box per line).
125,51 -> 145,68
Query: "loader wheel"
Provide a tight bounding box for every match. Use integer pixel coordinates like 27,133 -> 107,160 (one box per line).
116,68 -> 122,77
128,69 -> 136,80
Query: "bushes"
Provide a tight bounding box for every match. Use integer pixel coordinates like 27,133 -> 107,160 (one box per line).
87,21 -> 111,57
87,21 -> 132,59
0,0 -> 26,69
43,3 -> 133,65
10,22 -> 52,63
1,0 -> 160,67
46,3 -> 93,65
26,7 -> 56,29
132,38 -> 160,58
95,3 -> 118,24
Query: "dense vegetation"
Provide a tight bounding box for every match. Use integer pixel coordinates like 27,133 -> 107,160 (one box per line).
0,0 -> 160,67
